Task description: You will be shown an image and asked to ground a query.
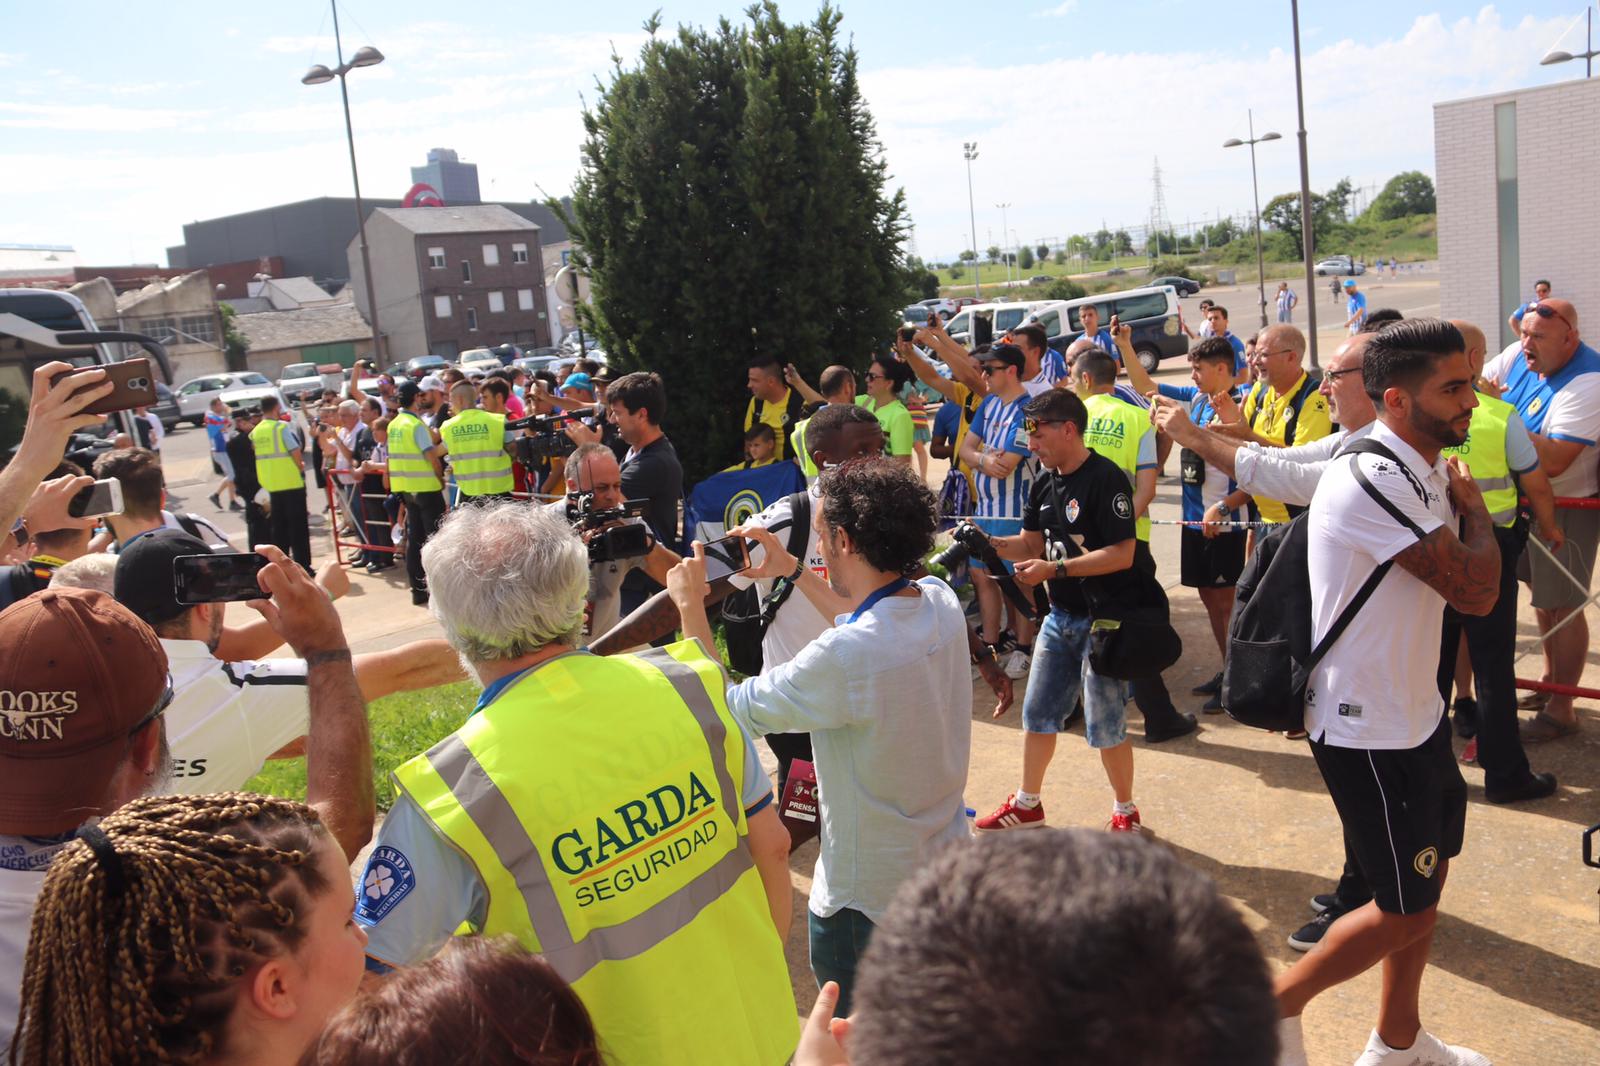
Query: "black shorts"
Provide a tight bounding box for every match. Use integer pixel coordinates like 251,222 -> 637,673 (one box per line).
1180,527 -> 1247,588
1309,717 -> 1467,915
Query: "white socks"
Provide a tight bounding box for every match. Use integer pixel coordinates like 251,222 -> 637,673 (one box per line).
1014,789 -> 1041,809
1113,800 -> 1136,817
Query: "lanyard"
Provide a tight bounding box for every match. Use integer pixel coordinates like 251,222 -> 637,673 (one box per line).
847,577 -> 911,624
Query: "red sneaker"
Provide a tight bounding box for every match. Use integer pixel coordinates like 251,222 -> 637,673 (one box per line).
1107,808 -> 1142,833
1460,737 -> 1478,765
974,793 -> 1045,833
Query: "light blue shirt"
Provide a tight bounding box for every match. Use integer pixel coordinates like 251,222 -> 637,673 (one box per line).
725,577 -> 971,923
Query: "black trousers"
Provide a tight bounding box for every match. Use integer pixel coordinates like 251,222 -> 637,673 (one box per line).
1129,541 -> 1189,731
243,501 -> 270,552
765,732 -> 814,796
1437,523 -> 1531,791
267,488 -> 312,570
400,491 -> 447,597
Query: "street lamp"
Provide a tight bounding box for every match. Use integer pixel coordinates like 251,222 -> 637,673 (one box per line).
1541,7 -> 1595,78
1223,110 -> 1282,330
995,203 -> 1012,287
963,142 -> 981,299
1290,0 -> 1320,367
303,1 -> 385,363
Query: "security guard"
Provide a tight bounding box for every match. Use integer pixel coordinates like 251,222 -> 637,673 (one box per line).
437,380 -> 515,503
355,503 -> 797,1065
250,394 -> 311,569
1437,320 -> 1560,803
388,381 -> 447,606
1071,348 -> 1198,741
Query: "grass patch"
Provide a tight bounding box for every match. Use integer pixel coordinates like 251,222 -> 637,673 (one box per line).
245,680 -> 481,811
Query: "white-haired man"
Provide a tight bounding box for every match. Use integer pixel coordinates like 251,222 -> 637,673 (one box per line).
354,503 -> 798,1066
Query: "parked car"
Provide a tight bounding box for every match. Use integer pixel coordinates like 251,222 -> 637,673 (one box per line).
1028,285 -> 1187,371
1105,266 -> 1127,276
149,381 -> 181,432
219,381 -> 288,414
1028,275 -> 1053,286
514,355 -> 561,377
949,296 -> 981,308
944,300 -> 1059,348
173,371 -> 276,425
459,356 -> 503,378
405,354 -> 450,379
276,361 -> 322,401
1314,256 -> 1366,276
1150,275 -> 1202,296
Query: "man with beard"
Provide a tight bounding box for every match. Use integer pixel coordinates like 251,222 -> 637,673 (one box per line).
1275,320 -> 1499,1066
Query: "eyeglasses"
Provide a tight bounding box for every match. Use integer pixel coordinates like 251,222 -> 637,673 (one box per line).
1527,302 -> 1576,332
979,364 -> 1012,376
1023,417 -> 1064,433
863,372 -> 886,382
1323,366 -> 1362,382
128,676 -> 175,737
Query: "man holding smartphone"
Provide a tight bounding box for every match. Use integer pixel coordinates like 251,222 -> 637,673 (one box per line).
0,461 -> 98,611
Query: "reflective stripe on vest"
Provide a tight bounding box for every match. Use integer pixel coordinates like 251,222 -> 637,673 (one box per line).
391,642 -> 796,1066
1083,393 -> 1151,541
1444,391 -> 1518,527
441,409 -> 513,495
249,418 -> 302,492
387,411 -> 443,493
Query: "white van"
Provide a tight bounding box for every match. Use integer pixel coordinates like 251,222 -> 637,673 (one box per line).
1024,285 -> 1186,370
945,299 -> 1057,348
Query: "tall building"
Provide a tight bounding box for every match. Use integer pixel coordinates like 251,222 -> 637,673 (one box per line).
410,147 -> 481,205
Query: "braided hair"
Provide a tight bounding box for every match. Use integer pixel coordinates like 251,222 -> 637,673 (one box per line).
11,793 -> 331,1066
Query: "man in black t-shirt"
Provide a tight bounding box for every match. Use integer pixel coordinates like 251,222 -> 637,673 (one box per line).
974,389 -> 1148,836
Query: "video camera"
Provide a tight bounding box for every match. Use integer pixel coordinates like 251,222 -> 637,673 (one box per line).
931,521 -> 1040,623
508,412 -> 581,466
566,491 -> 653,565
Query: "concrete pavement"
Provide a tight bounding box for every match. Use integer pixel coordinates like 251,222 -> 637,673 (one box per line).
153,381 -> 1599,1064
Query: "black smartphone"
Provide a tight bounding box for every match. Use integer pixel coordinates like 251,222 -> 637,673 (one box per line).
67,478 -> 124,519
173,553 -> 269,605
702,535 -> 754,583
898,325 -> 917,343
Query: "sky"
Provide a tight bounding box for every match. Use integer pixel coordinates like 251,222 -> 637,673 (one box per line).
1,2 -> 1593,265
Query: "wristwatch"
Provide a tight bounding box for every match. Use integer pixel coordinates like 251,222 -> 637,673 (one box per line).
971,642 -> 997,666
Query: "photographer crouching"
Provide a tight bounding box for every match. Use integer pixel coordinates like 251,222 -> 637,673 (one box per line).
550,442 -> 681,642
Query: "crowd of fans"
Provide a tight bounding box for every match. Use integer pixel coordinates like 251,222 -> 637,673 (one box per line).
0,271 -> 1592,1064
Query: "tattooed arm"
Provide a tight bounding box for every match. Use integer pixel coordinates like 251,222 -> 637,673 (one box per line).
1390,457 -> 1501,617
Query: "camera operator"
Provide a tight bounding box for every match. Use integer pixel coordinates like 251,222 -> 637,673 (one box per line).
972,389 -> 1151,836
549,442 -> 682,640
565,372 -> 683,623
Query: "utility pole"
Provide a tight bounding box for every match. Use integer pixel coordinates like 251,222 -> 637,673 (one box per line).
1291,0 -> 1320,367
963,142 -> 981,299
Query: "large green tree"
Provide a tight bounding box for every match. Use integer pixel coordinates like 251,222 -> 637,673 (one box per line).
1263,177 -> 1353,259
566,3 -> 908,482
1365,171 -> 1436,221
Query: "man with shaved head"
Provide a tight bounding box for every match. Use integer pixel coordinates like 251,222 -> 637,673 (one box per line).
1430,319 -> 1561,802
1482,297 -> 1600,741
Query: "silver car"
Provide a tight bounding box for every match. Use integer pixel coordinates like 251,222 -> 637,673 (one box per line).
173,371 -> 276,425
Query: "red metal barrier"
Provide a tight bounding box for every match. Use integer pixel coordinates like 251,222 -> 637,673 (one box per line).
321,478 -> 560,568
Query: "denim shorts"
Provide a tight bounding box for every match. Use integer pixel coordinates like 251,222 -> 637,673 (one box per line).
1021,607 -> 1130,748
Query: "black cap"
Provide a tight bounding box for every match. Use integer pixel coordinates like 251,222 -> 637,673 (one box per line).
396,380 -> 421,407
114,530 -> 214,626
985,343 -> 1025,371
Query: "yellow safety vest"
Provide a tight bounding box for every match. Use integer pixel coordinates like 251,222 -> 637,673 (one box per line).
387,410 -> 443,493
791,416 -> 816,478
1083,392 -> 1152,541
392,642 -> 797,1066
440,408 -> 514,496
1443,391 -> 1518,528
249,418 -> 302,493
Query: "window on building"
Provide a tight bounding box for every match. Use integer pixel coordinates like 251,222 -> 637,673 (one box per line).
179,314 -> 217,345
517,288 -> 534,311
482,244 -> 500,266
487,291 -> 506,314
461,260 -> 472,283
136,317 -> 178,344
466,308 -> 479,331
434,295 -> 452,318
427,247 -> 446,269
512,243 -> 529,264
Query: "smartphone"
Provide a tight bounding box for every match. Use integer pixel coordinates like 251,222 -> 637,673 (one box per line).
173,553 -> 269,606
67,478 -> 124,519
58,358 -> 157,415
702,535 -> 754,583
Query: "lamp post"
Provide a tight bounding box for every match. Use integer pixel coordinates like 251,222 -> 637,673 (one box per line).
995,203 -> 1012,287
1541,6 -> 1596,77
1290,0 -> 1320,367
303,0 -> 385,363
963,142 -> 981,299
1223,110 -> 1282,331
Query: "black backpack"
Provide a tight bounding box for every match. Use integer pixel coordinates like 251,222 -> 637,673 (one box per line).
1222,438 -> 1427,732
719,490 -> 813,676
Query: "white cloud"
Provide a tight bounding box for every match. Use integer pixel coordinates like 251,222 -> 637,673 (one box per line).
1038,2 -> 1078,15
262,35 -> 336,55
0,101 -> 209,132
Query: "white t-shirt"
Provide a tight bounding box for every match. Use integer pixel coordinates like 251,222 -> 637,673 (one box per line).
726,487 -> 831,669
111,511 -> 232,554
1305,422 -> 1452,749
161,639 -> 311,792
0,839 -> 57,1052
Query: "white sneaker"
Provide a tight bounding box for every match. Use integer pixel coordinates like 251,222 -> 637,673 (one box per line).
1277,1016 -> 1310,1066
1353,1028 -> 1490,1066
1002,649 -> 1032,679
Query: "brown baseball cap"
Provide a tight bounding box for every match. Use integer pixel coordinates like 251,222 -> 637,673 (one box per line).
0,588 -> 169,835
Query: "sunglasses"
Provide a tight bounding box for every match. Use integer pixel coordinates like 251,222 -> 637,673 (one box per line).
1527,302 -> 1576,332
863,372 -> 886,382
980,364 -> 1013,376
1023,417 -> 1064,433
129,676 -> 175,737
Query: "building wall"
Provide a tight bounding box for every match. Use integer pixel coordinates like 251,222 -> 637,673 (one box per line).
117,272 -> 228,381
348,218 -> 426,362
416,231 -> 551,358
1435,78 -> 1600,350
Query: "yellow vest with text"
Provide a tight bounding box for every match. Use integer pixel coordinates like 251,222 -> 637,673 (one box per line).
387,410 -> 443,493
391,642 -> 796,1066
1443,391 -> 1517,528
249,418 -> 302,493
1083,392 -> 1152,541
440,408 -> 514,495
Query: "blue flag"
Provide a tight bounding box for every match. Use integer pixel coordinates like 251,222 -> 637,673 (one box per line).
684,463 -> 807,550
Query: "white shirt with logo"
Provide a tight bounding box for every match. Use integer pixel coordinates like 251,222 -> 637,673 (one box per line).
1305,422 -> 1451,749
162,639 -> 311,792
726,486 -> 831,669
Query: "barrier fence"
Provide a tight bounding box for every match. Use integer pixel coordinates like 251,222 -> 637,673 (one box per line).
320,476 -> 560,568
1514,494 -> 1600,701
